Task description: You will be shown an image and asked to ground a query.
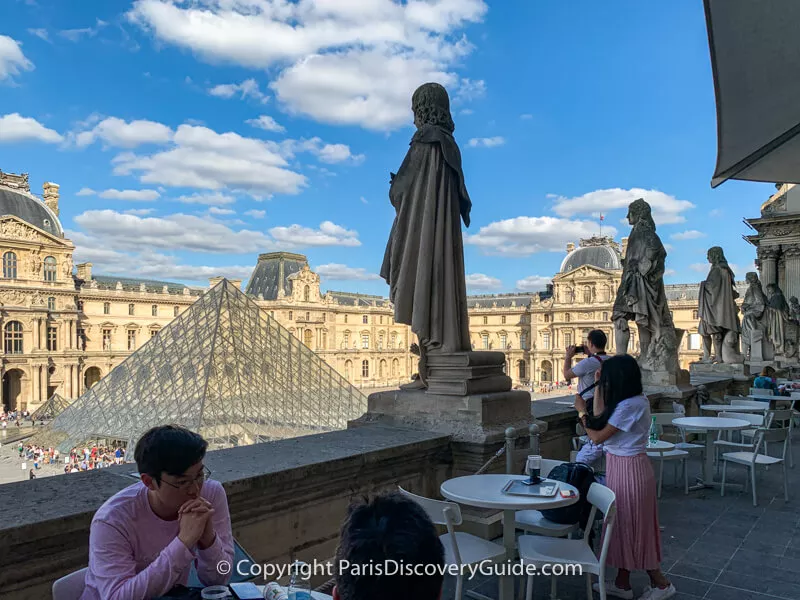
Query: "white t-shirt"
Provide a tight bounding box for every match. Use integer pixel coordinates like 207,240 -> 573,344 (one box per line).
604,394 -> 651,457
571,354 -> 610,398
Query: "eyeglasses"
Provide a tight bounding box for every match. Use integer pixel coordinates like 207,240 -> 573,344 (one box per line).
161,466 -> 211,491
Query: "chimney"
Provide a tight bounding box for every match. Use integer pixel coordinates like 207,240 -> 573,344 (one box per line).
621,236 -> 629,258
229,279 -> 242,290
209,276 -> 225,288
566,242 -> 575,253
43,182 -> 60,216
77,262 -> 92,281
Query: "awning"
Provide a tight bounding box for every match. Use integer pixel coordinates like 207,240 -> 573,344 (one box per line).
705,0 -> 800,187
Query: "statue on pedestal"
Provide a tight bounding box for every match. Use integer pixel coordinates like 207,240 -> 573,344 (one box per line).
789,296 -> 800,324
741,272 -> 769,360
765,283 -> 790,355
698,246 -> 743,364
380,83 -> 472,389
612,198 -> 679,374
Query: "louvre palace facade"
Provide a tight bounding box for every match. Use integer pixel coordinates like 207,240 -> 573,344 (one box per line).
0,169 -> 725,413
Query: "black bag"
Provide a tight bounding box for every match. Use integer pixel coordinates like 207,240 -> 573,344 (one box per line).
539,462 -> 595,526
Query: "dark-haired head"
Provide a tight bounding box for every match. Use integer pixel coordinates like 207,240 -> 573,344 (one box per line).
587,354 -> 643,429
586,329 -> 607,352
333,492 -> 444,600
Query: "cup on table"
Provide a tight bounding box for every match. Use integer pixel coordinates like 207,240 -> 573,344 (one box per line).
526,455 -> 542,483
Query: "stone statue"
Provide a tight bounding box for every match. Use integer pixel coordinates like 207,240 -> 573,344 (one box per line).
697,246 -> 742,363
789,296 -> 800,323
765,283 -> 790,355
741,272 -> 768,360
380,83 -> 472,388
612,198 -> 679,373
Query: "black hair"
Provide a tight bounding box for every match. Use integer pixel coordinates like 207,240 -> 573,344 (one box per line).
587,329 -> 607,351
335,492 -> 445,600
133,425 -> 207,484
585,354 -> 642,430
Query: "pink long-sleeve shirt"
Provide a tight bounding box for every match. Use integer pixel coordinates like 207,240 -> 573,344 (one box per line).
81,479 -> 234,600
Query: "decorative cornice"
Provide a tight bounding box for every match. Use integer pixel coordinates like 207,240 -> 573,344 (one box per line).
757,246 -> 780,261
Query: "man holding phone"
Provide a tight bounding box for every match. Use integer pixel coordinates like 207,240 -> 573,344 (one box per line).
565,330 -> 610,468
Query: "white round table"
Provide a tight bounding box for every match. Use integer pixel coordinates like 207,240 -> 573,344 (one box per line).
673,416 -> 750,489
645,440 -> 675,452
441,474 -> 578,600
700,404 -> 766,413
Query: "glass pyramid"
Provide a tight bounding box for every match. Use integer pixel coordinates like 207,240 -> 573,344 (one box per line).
50,279 -> 368,453
30,392 -> 71,421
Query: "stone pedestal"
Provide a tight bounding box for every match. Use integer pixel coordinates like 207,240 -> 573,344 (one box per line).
349,388 -> 536,477
641,368 -> 690,398
425,351 -> 511,396
690,361 -> 750,378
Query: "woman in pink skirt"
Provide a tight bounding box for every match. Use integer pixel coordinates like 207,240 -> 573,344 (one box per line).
574,354 -> 675,600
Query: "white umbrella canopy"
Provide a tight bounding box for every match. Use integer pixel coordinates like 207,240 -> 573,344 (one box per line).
705,0 -> 800,187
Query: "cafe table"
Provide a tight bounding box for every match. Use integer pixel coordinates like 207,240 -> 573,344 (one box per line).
700,404 -> 767,413
672,416 -> 750,490
440,474 -> 578,600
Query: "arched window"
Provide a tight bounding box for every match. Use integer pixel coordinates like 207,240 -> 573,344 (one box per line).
361,359 -> 369,378
565,313 -> 571,322
2,252 -> 17,279
304,285 -> 310,302
483,316 -> 488,325
362,315 -> 368,324
4,321 -> 23,354
47,296 -> 56,311
518,360 -> 527,380
391,332 -> 398,348
44,256 -> 57,281
379,359 -> 386,378
361,333 -> 370,349
345,360 -> 353,379
392,358 -> 399,377
583,286 -> 592,304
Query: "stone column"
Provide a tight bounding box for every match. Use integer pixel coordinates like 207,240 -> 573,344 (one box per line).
778,255 -> 786,294
757,246 -> 780,288
30,366 -> 38,405
784,244 -> 800,302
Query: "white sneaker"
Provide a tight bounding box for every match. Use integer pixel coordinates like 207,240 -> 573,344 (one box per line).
593,582 -> 634,599
638,584 -> 676,600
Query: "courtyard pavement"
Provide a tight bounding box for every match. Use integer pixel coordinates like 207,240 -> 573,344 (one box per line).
440,440 -> 800,600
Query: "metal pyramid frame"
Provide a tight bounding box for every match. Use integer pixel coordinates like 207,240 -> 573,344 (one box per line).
51,279 -> 368,453
30,392 -> 71,421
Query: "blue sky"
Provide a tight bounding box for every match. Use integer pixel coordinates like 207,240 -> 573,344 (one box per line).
0,0 -> 774,295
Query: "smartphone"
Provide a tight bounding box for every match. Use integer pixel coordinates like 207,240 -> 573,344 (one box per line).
560,489 -> 576,499
230,582 -> 263,600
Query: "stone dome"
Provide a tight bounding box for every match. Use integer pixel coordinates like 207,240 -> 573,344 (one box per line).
0,186 -> 63,237
560,236 -> 622,273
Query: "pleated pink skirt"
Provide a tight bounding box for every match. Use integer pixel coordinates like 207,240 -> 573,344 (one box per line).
603,452 -> 662,571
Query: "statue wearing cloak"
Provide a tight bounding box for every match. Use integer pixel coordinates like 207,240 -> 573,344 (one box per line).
764,283 -> 790,354
740,272 -> 767,359
612,198 -> 676,371
697,246 -> 741,363
381,83 -> 472,380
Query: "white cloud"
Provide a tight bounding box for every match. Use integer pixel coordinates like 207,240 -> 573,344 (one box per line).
709,208 -> 723,217
465,273 -> 501,291
112,124 -> 307,196
244,209 -> 266,219
454,78 -> 486,103
516,275 -> 551,292
0,35 -> 34,82
664,269 -> 676,277
269,221 -> 360,247
177,192 -> 236,206
27,29 -> 50,42
98,188 -> 161,201
123,208 -> 155,216
246,115 -> 285,133
281,137 -> 365,165
460,108 -> 474,116
76,187 -> 96,196
663,243 -> 674,252
689,263 -> 709,273
75,117 -> 173,148
466,216 -> 617,256
60,19 -> 108,42
360,196 -> 368,205
551,188 -> 695,225
0,113 -> 63,143
468,136 -> 505,148
128,0 -> 487,131
315,263 -> 381,281
208,78 -> 268,103
73,210 -> 361,254
671,230 -> 706,241
520,114 -> 533,120
208,206 -> 236,215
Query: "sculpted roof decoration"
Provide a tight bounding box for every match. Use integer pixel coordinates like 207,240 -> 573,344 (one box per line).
0,185 -> 64,237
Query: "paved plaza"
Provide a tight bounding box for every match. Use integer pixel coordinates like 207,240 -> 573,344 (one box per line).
441,442 -> 800,600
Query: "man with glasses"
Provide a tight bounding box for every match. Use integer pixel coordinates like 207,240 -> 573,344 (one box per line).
81,425 -> 233,600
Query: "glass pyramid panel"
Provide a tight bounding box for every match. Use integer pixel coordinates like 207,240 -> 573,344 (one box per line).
50,280 -> 368,453
30,392 -> 72,421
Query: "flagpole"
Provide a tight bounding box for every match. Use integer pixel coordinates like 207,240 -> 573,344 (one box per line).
599,213 -> 604,237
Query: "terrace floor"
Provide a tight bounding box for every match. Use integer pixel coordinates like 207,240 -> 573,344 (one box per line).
441,441 -> 800,600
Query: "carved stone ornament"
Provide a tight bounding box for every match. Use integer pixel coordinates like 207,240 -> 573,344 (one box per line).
757,246 -> 780,260
0,219 -> 41,241
762,193 -> 787,215
30,291 -> 46,307
783,245 -> 800,259
0,289 -> 28,306
771,228 -> 792,237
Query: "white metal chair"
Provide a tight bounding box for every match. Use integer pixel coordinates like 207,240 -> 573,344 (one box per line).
750,387 -> 774,398
647,413 -> 689,497
730,399 -> 769,409
720,410 -> 793,506
519,483 -> 616,600
398,486 -> 505,600
514,459 -> 579,539
714,412 -> 763,468
52,567 -> 87,600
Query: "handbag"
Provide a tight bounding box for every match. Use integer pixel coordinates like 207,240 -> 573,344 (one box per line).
539,462 -> 595,526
